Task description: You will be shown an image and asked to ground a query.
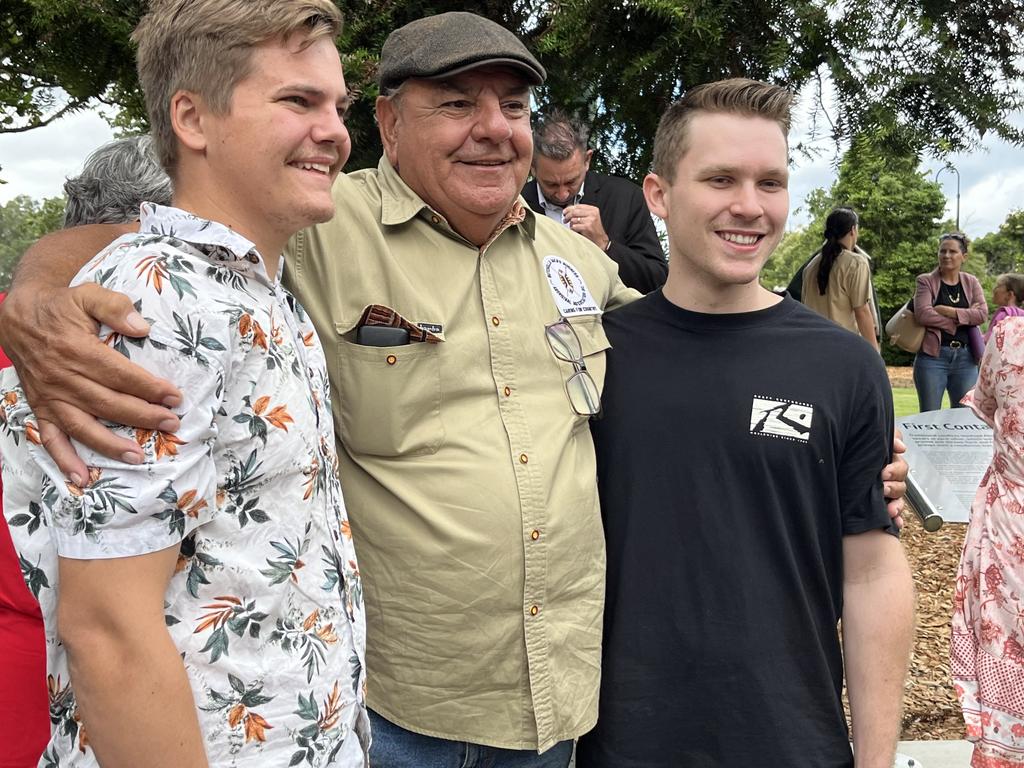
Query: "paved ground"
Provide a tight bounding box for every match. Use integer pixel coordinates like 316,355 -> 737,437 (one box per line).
897,740 -> 972,767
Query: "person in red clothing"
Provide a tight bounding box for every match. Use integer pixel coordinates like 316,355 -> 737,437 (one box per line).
0,290 -> 49,767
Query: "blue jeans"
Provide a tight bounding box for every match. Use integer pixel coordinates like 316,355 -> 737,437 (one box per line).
913,345 -> 978,412
368,709 -> 574,768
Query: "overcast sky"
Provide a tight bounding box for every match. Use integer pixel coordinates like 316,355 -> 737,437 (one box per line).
2,104 -> 1022,238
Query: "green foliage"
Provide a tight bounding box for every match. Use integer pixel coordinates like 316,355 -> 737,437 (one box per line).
4,1 -> 1024,179
973,209 -> 1024,276
761,225 -> 819,292
0,195 -> 65,292
535,0 -> 1024,180
1,1 -> 143,134
766,132 -> 951,364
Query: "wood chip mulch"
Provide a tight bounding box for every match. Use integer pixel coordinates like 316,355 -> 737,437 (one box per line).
876,366 -> 965,740
898,510 -> 967,740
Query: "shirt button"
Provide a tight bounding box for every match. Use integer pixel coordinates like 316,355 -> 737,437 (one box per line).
529,605 -> 539,616
491,316 -> 500,326
386,354 -> 397,365
503,386 -> 512,397
519,453 -> 529,464
531,529 -> 540,541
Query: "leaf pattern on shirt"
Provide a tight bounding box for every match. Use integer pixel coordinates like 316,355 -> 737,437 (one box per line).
260,521 -> 311,585
233,395 -> 294,444
1,203 -> 367,765
134,428 -> 187,458
201,674 -> 275,744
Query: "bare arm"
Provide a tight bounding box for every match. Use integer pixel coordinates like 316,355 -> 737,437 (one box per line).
59,546 -> 209,767
0,225 -> 182,481
853,303 -> 879,351
842,530 -> 915,768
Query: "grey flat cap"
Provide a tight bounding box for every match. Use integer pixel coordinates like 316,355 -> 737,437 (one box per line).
378,12 -> 546,91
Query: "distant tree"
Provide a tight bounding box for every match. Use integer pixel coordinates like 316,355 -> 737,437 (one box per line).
761,191 -> 832,292
0,195 -> 65,292
973,210 -> 1024,276
4,0 -> 1024,179
1,1 -> 143,134
534,0 -> 1024,179
767,132 -> 950,363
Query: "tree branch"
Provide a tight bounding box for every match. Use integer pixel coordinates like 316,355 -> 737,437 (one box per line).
0,99 -> 89,134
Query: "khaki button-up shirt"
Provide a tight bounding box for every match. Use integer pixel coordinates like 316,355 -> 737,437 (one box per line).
285,158 -> 637,750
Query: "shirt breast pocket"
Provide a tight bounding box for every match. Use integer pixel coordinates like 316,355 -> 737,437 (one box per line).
336,337 -> 445,457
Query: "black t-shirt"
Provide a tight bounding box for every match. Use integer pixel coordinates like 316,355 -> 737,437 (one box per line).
576,292 -> 894,768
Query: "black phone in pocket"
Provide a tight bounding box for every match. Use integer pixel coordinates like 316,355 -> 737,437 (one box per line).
356,325 -> 410,347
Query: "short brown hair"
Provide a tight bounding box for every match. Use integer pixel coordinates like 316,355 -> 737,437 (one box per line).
132,0 -> 342,176
652,78 -> 794,181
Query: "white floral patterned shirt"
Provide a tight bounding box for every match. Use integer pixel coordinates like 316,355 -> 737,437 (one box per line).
0,204 -> 368,767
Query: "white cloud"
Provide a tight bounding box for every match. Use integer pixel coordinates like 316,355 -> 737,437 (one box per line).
0,110 -> 115,203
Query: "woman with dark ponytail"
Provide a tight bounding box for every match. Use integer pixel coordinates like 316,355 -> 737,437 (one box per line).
801,207 -> 879,350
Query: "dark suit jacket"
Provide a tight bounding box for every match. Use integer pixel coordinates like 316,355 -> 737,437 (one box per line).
522,171 -> 667,294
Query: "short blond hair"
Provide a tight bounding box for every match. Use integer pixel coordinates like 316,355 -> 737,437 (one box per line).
652,78 -> 794,181
132,0 -> 342,176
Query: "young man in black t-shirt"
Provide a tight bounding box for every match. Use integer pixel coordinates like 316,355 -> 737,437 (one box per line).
575,79 -> 915,768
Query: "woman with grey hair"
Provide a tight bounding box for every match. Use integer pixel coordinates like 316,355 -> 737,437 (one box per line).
62,135 -> 172,227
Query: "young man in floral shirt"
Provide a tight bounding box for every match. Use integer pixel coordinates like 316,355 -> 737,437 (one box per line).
0,1 -> 368,765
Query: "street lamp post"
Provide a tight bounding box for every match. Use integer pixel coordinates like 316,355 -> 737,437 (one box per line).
935,164 -> 961,230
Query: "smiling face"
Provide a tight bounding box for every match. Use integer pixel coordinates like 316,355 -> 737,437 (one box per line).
190,33 -> 350,255
533,148 -> 592,207
375,66 -> 533,245
643,111 -> 789,311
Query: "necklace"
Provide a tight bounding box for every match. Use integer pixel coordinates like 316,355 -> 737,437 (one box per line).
945,283 -> 961,303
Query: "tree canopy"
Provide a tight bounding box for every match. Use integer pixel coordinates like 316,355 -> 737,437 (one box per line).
974,210 -> 1024,277
761,131 -> 969,363
0,195 -> 66,292
3,0 -> 1023,177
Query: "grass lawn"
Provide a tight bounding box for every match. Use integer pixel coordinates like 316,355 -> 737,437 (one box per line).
892,386 -> 949,418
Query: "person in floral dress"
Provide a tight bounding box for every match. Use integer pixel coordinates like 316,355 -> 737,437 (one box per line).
0,0 -> 368,765
952,315 -> 1024,767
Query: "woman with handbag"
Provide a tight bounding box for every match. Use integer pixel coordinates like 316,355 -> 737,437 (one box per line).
801,207 -> 879,350
912,232 -> 988,412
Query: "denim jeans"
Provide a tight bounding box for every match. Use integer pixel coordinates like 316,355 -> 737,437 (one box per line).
913,345 -> 978,412
368,709 -> 575,768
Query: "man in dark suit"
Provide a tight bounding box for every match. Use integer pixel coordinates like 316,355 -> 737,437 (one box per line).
522,110 -> 667,293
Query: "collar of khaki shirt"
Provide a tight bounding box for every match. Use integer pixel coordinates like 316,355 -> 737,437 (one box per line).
376,156 -> 537,244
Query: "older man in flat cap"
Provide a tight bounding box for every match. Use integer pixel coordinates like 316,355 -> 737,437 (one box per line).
0,11 -> 636,767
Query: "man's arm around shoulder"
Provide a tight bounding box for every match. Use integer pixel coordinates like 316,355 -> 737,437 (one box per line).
0,224 -> 181,479
842,529 -> 915,768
